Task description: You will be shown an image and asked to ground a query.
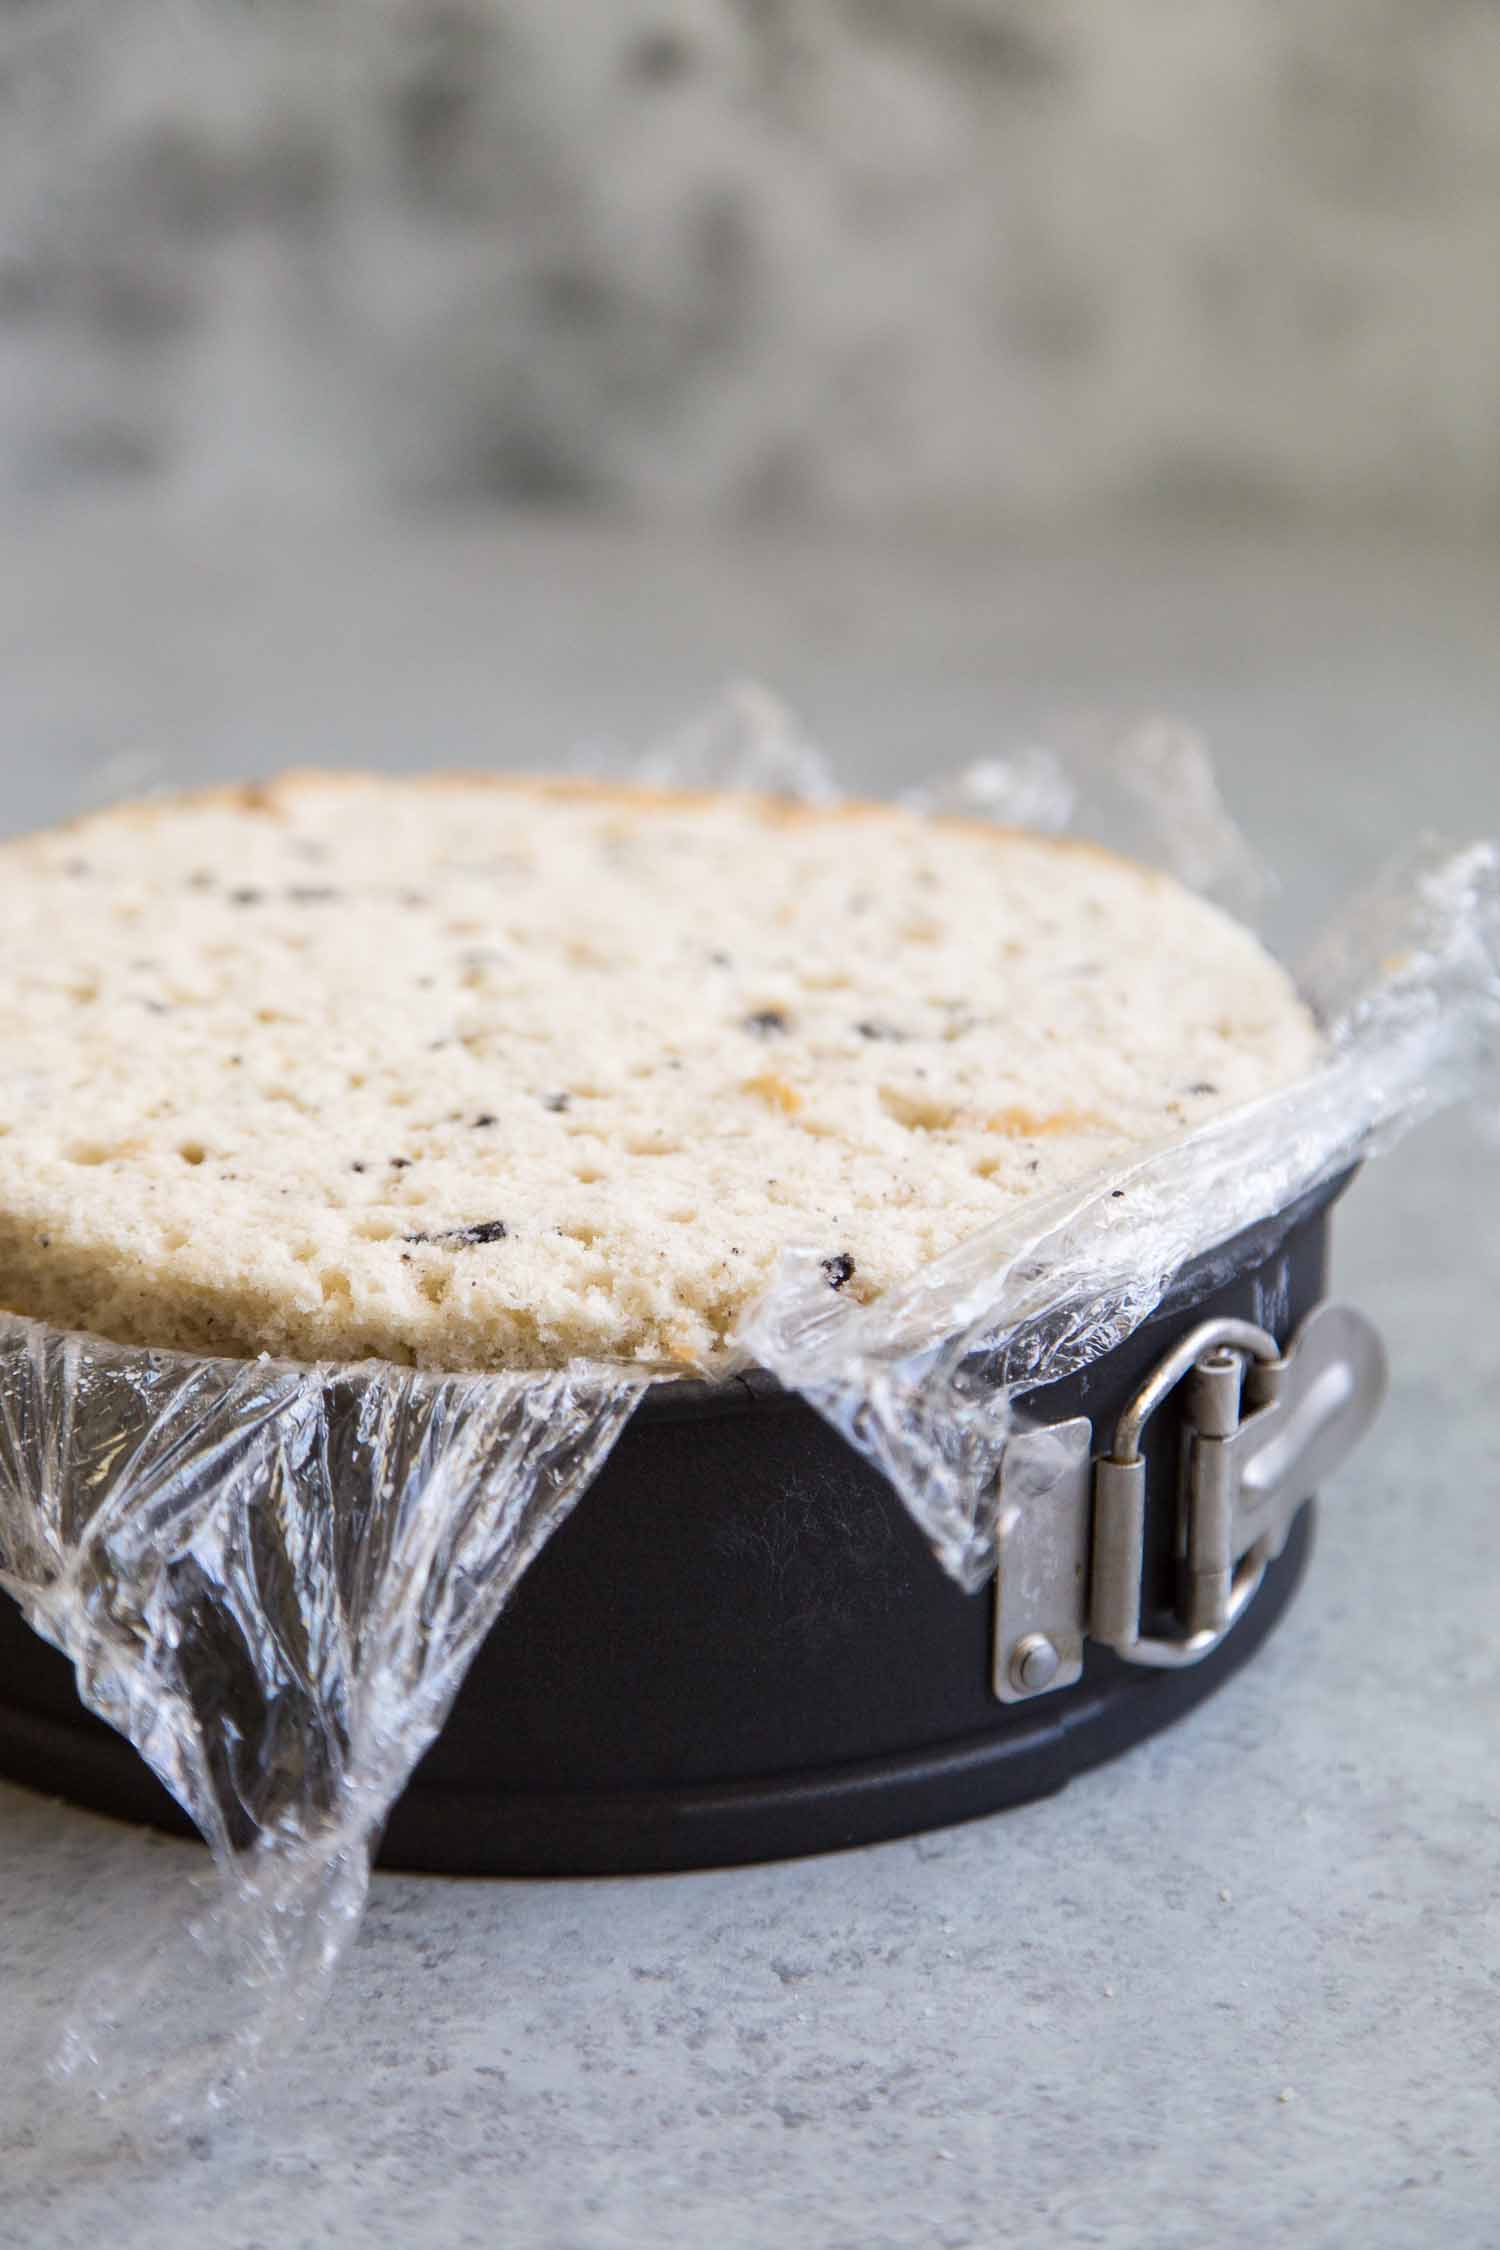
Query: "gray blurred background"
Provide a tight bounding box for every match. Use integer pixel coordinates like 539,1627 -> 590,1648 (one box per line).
3,0 -> 1499,524
0,0 -> 1495,902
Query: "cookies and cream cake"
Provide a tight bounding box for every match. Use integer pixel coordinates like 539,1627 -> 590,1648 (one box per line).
0,775 -> 1321,1370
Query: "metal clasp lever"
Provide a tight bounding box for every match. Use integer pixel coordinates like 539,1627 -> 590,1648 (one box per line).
993,1300 -> 1387,1703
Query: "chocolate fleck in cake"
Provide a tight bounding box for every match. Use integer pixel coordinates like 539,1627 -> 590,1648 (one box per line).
0,775 -> 1321,1370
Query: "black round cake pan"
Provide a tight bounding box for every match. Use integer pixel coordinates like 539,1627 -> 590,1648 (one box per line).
0,1171 -> 1353,1877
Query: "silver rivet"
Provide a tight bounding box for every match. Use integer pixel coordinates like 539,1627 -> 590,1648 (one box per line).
1010,1633 -> 1061,1694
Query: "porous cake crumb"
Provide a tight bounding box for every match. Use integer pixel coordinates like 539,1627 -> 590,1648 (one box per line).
0,774 -> 1322,1369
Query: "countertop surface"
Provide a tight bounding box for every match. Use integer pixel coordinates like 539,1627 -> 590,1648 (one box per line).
0,508 -> 1497,2249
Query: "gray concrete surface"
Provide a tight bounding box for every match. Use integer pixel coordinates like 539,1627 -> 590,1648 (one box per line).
0,507 -> 1497,2248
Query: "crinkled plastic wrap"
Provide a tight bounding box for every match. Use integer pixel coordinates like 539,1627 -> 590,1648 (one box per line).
0,1335 -> 644,2112
0,687 -> 1496,2118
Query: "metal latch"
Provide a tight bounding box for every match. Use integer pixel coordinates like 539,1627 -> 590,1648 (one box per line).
992,1301 -> 1387,1703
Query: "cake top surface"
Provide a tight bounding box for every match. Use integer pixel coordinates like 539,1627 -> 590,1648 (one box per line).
0,773 -> 1321,1371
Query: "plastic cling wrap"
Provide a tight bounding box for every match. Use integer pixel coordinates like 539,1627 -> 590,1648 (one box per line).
0,690 -> 1496,2114
0,1324 -> 645,2110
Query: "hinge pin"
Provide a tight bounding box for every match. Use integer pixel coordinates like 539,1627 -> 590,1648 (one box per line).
1189,1346 -> 1245,1437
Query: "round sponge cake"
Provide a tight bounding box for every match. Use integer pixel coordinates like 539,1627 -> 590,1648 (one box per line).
0,774 -> 1321,1370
